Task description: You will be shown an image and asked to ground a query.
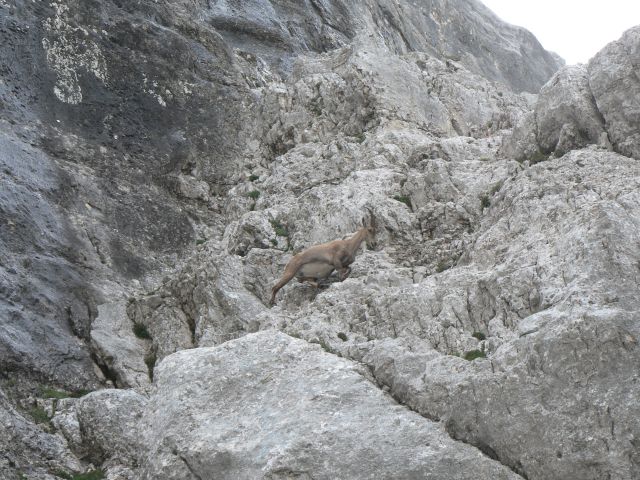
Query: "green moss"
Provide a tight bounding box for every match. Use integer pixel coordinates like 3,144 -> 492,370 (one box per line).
471,331 -> 486,341
72,471 -> 105,480
337,332 -> 348,342
435,260 -> 449,273
318,340 -> 332,353
463,349 -> 487,361
133,322 -> 151,340
40,388 -> 71,400
247,190 -> 260,200
50,469 -> 72,480
393,195 -> 412,209
248,174 -> 259,182
528,150 -> 548,164
270,219 -> 289,237
28,406 -> 50,424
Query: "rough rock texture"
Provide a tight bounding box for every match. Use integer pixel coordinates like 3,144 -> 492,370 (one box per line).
90,302 -> 151,391
138,331 -> 521,480
503,26 -> 640,162
54,390 -> 147,468
0,387 -> 83,479
6,1 -> 640,480
588,26 -> 640,159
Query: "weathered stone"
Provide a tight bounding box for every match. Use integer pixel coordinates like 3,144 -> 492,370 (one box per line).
138,331 -> 521,480
91,301 -> 151,391
535,65 -> 606,156
589,26 -> 640,159
0,388 -> 83,479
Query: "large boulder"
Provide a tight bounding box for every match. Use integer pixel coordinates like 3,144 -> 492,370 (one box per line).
588,26 -> 640,160
138,331 -> 521,480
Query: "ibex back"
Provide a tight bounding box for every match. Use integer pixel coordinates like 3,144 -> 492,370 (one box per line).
270,224 -> 375,305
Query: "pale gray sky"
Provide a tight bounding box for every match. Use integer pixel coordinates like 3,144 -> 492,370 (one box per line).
481,0 -> 640,64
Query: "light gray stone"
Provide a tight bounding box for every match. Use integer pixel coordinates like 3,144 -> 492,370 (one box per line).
589,26 -> 640,159
138,331 -> 521,480
90,302 -> 151,391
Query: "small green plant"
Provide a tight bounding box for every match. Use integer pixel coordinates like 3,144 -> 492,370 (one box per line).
133,322 -> 151,340
480,194 -> 491,209
51,469 -> 72,480
393,195 -> 412,209
270,238 -> 278,246
472,331 -> 486,341
528,150 -> 548,164
144,352 -> 157,381
247,190 -> 260,200
28,406 -> 50,424
248,174 -> 259,182
40,388 -> 72,400
318,339 -> 332,353
435,260 -> 449,273
337,332 -> 348,341
463,349 -> 487,361
72,470 -> 105,480
195,238 -> 207,246
270,219 -> 288,237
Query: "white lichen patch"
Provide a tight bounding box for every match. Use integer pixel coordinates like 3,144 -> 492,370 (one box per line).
42,1 -> 108,104
142,74 -> 172,107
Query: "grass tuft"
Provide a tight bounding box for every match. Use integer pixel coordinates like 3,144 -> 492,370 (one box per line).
28,406 -> 50,424
270,219 -> 289,237
480,194 -> 490,209
133,322 -> 151,340
463,349 -> 486,361
71,470 -> 105,480
144,352 -> 157,381
40,388 -> 71,400
472,331 -> 486,341
393,195 -> 412,209
247,190 -> 260,200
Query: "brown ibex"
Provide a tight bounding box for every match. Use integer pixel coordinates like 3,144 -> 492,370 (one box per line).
270,215 -> 376,305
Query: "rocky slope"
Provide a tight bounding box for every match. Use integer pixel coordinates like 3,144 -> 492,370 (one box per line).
2,1 -> 640,480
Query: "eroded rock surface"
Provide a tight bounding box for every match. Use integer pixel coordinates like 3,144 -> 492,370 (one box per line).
4,0 -> 640,479
138,331 -> 521,480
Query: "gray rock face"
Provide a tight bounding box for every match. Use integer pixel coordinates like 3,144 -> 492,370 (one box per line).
138,331 -> 521,480
504,27 -> 640,162
0,387 -> 82,480
187,0 -> 562,93
535,65 -> 606,156
7,0 -> 640,480
588,26 -> 640,159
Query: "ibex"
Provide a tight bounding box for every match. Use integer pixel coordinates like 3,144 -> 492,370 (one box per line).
270,215 -> 376,305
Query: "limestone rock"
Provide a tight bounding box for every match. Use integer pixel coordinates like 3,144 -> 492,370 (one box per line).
0,388 -> 83,479
535,65 -> 606,156
588,26 -> 640,159
74,390 -> 147,467
138,331 -> 521,480
90,301 -> 151,391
